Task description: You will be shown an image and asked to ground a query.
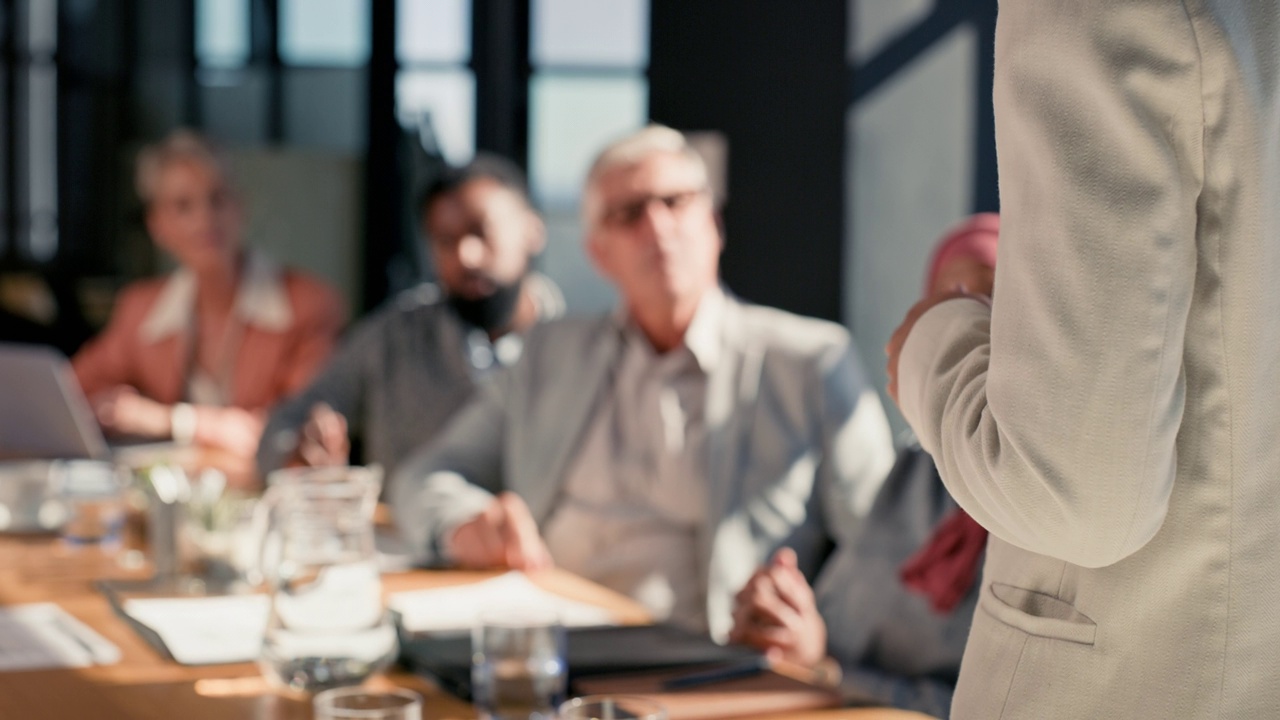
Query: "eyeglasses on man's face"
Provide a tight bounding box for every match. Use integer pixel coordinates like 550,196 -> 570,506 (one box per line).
600,188 -> 710,229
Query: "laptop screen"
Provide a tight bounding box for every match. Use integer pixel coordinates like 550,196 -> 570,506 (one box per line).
0,343 -> 108,461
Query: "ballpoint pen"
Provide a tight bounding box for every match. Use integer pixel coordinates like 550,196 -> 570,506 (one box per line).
661,656 -> 770,690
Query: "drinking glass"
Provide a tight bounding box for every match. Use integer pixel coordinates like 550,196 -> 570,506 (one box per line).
182,469 -> 257,582
52,460 -> 127,548
558,696 -> 669,720
313,687 -> 422,720
257,466 -> 397,694
471,610 -> 566,720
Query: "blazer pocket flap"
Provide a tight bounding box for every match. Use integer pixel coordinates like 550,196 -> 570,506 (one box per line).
980,582 -> 1097,645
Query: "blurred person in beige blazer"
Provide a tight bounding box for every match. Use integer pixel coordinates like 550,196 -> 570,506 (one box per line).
887,0 -> 1280,717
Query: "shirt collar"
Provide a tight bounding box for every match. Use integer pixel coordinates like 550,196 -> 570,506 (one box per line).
139,250 -> 294,343
615,285 -> 726,374
525,272 -> 566,321
683,285 -> 725,373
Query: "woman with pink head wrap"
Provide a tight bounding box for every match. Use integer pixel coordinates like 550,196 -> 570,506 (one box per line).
727,214 -> 999,719
899,213 -> 1000,615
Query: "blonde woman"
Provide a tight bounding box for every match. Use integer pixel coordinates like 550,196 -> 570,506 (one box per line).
74,130 -> 345,467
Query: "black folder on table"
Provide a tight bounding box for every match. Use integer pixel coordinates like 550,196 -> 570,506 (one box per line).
399,623 -> 763,701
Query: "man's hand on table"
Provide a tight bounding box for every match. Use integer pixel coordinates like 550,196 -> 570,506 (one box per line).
729,547 -> 827,669
445,492 -> 554,571
292,402 -> 351,467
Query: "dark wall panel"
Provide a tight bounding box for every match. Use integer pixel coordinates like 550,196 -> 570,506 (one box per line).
649,0 -> 847,321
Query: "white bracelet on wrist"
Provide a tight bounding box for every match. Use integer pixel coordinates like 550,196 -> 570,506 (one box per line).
170,402 -> 197,445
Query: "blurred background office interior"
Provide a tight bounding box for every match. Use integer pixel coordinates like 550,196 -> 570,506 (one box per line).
0,0 -> 997,435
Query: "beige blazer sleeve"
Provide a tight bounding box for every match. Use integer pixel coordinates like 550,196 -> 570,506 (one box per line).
898,0 -> 1205,568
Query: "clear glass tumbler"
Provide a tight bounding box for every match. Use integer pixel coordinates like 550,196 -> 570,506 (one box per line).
52,460 -> 127,548
471,610 -> 567,720
313,686 -> 422,720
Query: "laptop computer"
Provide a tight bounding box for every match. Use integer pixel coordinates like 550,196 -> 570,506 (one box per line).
0,343 -> 108,461
0,343 -> 112,533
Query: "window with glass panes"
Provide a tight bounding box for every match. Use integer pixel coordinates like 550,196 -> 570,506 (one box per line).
278,0 -> 370,152
396,0 -> 474,164
12,0 -> 59,263
195,0 -> 381,151
189,0 -> 654,311
528,0 -> 649,313
195,0 -> 265,144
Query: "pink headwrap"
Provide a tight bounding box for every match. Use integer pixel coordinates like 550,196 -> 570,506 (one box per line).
923,212 -> 1000,296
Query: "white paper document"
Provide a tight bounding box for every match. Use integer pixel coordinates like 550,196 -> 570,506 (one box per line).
122,594 -> 270,665
0,603 -> 121,671
389,572 -> 617,633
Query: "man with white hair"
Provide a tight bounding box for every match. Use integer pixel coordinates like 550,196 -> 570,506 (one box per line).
390,125 -> 895,637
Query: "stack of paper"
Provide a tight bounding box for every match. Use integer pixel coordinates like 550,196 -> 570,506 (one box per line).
115,573 -> 617,665
121,594 -> 270,665
0,603 -> 121,671
389,572 -> 617,633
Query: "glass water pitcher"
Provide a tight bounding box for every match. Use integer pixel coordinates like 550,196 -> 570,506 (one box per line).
255,465 -> 397,694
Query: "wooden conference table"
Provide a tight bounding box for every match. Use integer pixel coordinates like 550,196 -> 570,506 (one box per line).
0,535 -> 935,720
